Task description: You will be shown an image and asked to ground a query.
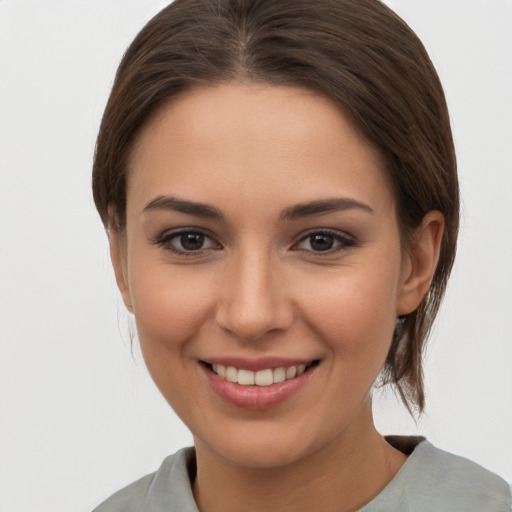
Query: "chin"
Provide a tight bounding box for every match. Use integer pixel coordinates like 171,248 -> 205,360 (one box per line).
192,414 -> 350,471
201,436 -> 313,470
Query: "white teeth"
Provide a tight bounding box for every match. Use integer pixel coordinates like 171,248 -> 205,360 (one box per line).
273,367 -> 286,383
255,369 -> 273,386
210,362 -> 313,386
237,369 -> 255,386
225,366 -> 238,383
285,366 -> 297,379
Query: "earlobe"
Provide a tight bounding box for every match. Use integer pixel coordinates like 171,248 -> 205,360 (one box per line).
397,211 -> 445,316
108,218 -> 134,313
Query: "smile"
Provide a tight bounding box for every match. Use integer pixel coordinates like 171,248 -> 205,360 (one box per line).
210,362 -> 315,386
200,359 -> 320,409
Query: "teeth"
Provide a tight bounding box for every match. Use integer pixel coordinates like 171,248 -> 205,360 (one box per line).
238,369 -> 255,385
273,367 -> 286,383
255,369 -> 273,386
210,362 -> 313,386
225,366 -> 238,383
285,366 -> 297,379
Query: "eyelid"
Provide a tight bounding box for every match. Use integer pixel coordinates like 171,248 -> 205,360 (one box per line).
292,228 -> 356,253
151,227 -> 222,255
151,227 -> 355,256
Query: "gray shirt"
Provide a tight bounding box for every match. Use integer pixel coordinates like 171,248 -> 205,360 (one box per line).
93,437 -> 512,512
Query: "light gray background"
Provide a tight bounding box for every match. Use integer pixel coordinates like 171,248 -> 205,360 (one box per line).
0,1 -> 511,511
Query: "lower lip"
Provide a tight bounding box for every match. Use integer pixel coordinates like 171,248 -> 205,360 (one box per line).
201,364 -> 315,409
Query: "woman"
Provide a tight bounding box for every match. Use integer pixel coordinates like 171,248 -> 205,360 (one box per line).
91,0 -> 511,510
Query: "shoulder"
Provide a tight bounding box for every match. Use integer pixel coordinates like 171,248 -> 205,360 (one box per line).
92,473 -> 154,512
417,440 -> 511,506
92,447 -> 198,512
364,438 -> 512,512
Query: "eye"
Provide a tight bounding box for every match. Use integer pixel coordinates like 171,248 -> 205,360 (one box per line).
295,230 -> 355,253
153,229 -> 220,254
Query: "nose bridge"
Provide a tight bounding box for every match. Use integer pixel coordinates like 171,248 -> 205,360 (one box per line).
216,242 -> 292,341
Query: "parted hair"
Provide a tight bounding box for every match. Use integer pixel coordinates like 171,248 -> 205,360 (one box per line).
92,0 -> 459,414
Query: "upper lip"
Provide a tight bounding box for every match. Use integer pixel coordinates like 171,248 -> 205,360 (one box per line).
201,356 -> 318,371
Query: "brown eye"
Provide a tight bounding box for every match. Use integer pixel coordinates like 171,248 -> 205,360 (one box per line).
309,234 -> 335,251
180,232 -> 205,251
154,229 -> 219,254
296,231 -> 355,253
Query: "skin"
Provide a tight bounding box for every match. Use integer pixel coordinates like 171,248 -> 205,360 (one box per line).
109,83 -> 444,512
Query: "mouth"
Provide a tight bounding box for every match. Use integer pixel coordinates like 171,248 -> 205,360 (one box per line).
200,358 -> 320,409
201,360 -> 320,386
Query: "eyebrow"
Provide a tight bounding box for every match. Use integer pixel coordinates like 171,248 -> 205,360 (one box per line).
142,195 -> 374,220
143,195 -> 224,219
280,197 -> 374,220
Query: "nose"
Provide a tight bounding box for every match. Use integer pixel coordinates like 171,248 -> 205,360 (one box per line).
215,249 -> 294,342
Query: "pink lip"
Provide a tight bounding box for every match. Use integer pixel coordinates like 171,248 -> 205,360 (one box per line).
200,361 -> 317,410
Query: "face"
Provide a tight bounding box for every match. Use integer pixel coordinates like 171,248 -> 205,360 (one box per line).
114,83 -> 420,469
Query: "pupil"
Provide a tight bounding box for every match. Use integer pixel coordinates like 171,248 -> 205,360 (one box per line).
181,233 -> 204,250
311,234 -> 334,251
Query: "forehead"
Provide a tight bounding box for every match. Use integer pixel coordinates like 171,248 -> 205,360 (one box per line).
127,83 -> 395,218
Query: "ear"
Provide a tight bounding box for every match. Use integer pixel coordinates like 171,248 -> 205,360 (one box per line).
397,211 -> 445,316
107,210 -> 134,313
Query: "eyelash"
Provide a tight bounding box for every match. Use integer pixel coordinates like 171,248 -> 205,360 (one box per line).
151,228 -> 221,256
151,228 -> 356,256
294,229 -> 356,254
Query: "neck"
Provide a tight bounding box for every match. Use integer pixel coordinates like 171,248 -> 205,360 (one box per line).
192,402 -> 407,512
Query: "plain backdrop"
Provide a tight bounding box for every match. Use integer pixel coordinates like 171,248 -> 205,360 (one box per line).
0,1 -> 511,510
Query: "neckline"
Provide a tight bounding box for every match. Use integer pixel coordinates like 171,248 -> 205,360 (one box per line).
355,436 -> 430,511
183,436 -> 429,512
384,434 -> 426,455
185,436 -> 427,485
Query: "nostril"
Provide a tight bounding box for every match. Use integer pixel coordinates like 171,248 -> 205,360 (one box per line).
215,306 -> 291,342
215,295 -> 294,342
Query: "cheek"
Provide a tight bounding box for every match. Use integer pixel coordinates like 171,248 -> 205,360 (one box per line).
295,262 -> 400,361
129,263 -> 215,354
298,276 -> 398,415
127,264 -> 218,421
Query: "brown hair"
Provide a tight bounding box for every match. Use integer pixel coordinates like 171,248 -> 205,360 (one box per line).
92,0 -> 459,414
